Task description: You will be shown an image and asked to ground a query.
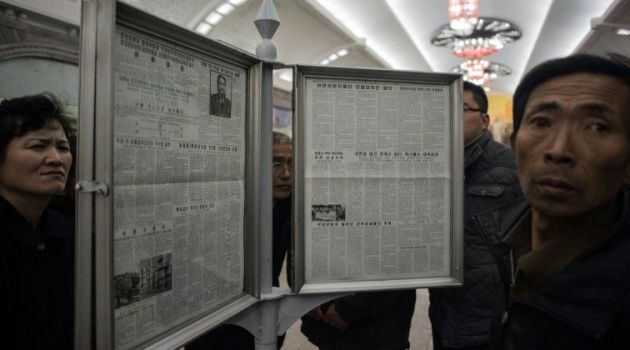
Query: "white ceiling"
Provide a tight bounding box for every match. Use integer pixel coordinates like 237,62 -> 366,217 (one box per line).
7,0 -> 630,94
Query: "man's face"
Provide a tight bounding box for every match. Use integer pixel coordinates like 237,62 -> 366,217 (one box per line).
512,73 -> 630,218
217,76 -> 226,96
463,90 -> 490,145
273,143 -> 293,199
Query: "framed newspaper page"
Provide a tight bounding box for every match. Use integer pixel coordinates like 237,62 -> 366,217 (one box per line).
293,65 -> 464,294
82,2 -> 263,349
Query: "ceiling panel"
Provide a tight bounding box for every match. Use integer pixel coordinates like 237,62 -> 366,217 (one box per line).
4,0 -> 629,94
525,0 -> 616,72
306,0 -> 432,70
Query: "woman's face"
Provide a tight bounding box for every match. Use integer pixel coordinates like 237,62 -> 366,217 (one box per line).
0,120 -> 72,200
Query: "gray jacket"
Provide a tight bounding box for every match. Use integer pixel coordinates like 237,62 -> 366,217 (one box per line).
429,130 -> 524,348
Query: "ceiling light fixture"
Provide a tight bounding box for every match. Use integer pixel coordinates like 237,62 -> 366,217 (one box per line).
195,22 -> 212,35
206,12 -> 223,25
196,1 -> 247,36
452,60 -> 511,87
217,3 -> 235,15
432,17 -> 521,59
432,13 -> 520,88
318,47 -> 352,65
452,36 -> 503,59
448,0 -> 479,36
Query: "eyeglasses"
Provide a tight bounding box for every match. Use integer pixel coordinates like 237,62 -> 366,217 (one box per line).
464,106 -> 484,113
273,161 -> 293,174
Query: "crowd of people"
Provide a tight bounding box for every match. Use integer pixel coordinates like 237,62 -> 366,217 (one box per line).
1,52 -> 630,349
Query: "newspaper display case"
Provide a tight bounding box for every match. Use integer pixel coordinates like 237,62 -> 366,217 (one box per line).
293,65 -> 465,293
78,1 -> 466,349
78,2 -> 264,349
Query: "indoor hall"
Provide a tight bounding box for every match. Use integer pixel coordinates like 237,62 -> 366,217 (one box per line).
1,0 -> 629,349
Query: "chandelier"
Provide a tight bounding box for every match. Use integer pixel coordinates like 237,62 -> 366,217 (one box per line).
448,0 -> 479,36
453,60 -> 511,87
431,14 -> 521,87
452,36 -> 503,60
431,18 -> 521,58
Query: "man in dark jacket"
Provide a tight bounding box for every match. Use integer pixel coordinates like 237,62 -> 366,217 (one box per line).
429,82 -> 524,350
271,131 -> 293,288
494,54 -> 630,349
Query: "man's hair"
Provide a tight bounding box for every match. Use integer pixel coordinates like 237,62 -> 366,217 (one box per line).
463,81 -> 488,114
513,53 -> 630,133
0,93 -> 72,161
217,74 -> 226,85
273,131 -> 292,145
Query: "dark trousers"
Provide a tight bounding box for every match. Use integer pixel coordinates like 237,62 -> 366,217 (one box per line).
432,328 -> 488,350
187,324 -> 285,350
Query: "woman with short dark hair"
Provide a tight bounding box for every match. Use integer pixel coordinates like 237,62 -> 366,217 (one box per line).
0,93 -> 75,349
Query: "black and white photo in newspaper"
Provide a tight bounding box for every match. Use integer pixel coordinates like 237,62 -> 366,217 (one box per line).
304,79 -> 452,284
112,26 -> 246,349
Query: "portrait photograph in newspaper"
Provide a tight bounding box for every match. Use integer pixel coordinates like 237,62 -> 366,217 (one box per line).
112,25 -> 247,349
297,69 -> 464,292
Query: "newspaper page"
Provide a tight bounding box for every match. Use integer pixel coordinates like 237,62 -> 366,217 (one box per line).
304,79 -> 451,283
112,26 -> 246,349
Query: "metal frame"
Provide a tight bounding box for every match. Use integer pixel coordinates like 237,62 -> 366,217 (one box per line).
80,1 -> 264,349
75,0 -> 98,349
247,62 -> 265,301
257,62 -> 274,296
293,65 -> 464,294
93,1 -> 115,349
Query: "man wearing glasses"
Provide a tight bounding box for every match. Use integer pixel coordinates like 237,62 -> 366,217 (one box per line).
428,82 -> 524,350
271,131 -> 293,288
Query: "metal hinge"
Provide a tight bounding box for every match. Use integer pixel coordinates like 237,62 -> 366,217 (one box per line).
75,180 -> 109,196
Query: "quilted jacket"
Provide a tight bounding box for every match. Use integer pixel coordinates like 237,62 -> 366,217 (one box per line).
429,129 -> 524,348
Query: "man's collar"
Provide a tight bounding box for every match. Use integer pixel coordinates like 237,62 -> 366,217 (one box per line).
503,202 -> 621,290
502,209 -> 532,260
464,129 -> 492,168
503,190 -> 630,337
464,128 -> 488,148
504,191 -> 629,269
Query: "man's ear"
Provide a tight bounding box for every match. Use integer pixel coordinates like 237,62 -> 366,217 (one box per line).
624,158 -> 630,185
482,113 -> 490,128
